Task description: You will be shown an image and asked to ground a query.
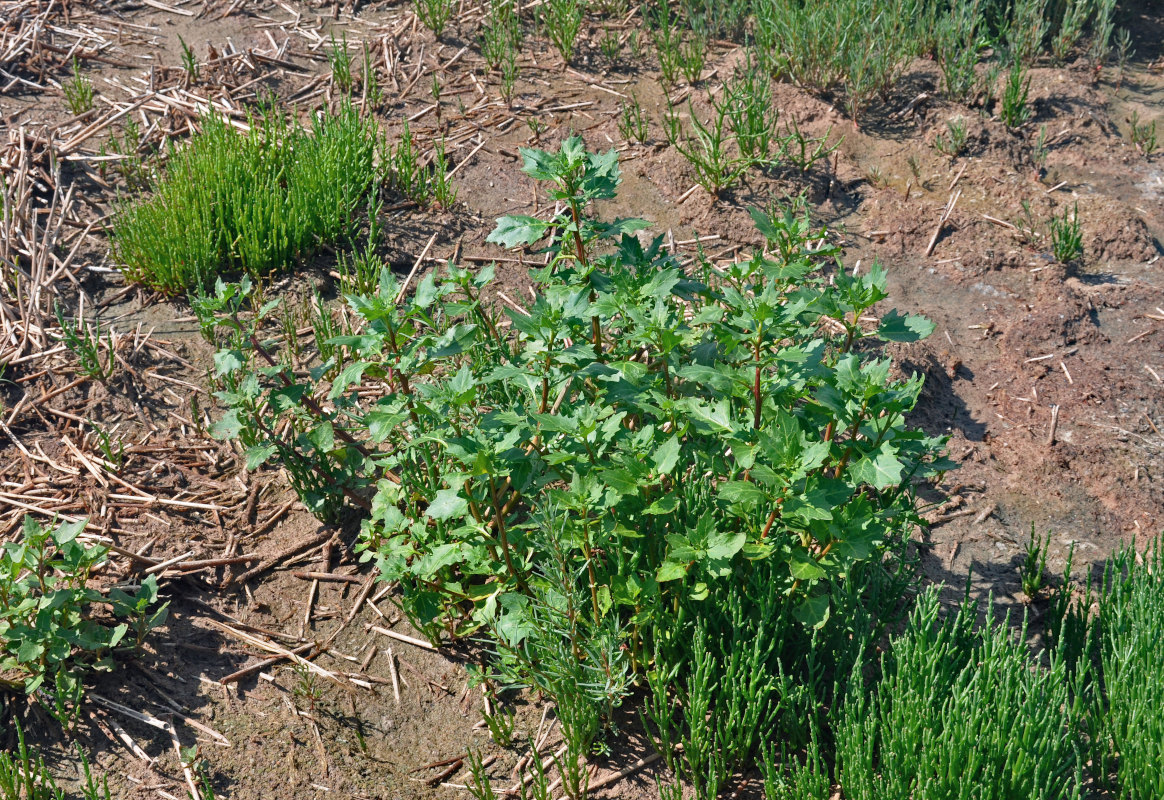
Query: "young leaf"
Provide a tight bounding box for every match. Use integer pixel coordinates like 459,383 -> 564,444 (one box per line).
877,309 -> 935,342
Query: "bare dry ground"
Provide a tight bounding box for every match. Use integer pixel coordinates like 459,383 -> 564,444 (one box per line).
1,0 -> 1162,797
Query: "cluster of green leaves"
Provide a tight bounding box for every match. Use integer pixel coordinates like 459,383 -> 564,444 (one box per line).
112,103 -> 381,294
202,137 -> 947,770
0,517 -> 168,726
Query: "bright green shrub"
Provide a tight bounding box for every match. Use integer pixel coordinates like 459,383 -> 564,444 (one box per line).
200,137 -> 948,768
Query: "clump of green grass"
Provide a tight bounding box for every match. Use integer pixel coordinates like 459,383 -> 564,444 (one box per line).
1050,202 -> 1083,263
112,104 -> 380,294
1091,540 -> 1164,797
837,585 -> 1086,800
62,57 -> 94,116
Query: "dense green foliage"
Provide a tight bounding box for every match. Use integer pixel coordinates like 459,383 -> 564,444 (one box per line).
838,587 -> 1086,799
1089,542 -> 1164,797
112,104 -> 380,294
0,517 -> 167,726
200,137 -> 948,788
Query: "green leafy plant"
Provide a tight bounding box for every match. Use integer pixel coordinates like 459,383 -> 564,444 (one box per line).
416,0 -> 456,37
1050,202 -> 1083,263
0,517 -> 168,725
934,117 -> 968,159
112,104 -> 380,294
55,304 -> 115,382
203,137 -> 947,774
62,57 -> 94,116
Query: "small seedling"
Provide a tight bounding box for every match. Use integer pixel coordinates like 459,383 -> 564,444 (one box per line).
1050,202 -> 1083,263
543,0 -> 582,63
526,117 -> 548,144
56,303 -> 115,381
1113,27 -> 1133,88
363,42 -> 382,107
781,116 -> 840,172
416,0 -> 456,37
999,59 -> 1032,129
673,97 -> 753,197
63,57 -> 94,115
618,94 -> 649,144
1129,111 -> 1158,157
678,32 -> 707,85
328,32 -> 354,94
178,35 -> 199,84
934,117 -> 968,158
466,750 -> 498,800
651,0 -> 682,86
291,661 -> 322,713
1019,526 -> 1050,601
89,421 -> 125,470
483,703 -> 516,746
1032,124 -> 1049,171
1,721 -> 112,800
599,28 -> 621,62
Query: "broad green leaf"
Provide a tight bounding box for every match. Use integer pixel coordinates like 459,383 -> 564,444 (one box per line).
877,309 -> 935,342
652,435 -> 681,475
793,592 -> 830,629
849,446 -> 905,490
656,561 -> 688,582
718,481 -> 766,507
425,489 -> 468,521
789,553 -> 826,581
487,215 -> 549,248
245,443 -> 278,470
